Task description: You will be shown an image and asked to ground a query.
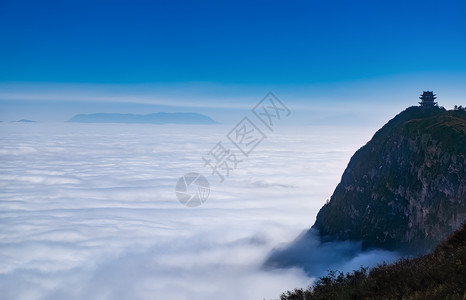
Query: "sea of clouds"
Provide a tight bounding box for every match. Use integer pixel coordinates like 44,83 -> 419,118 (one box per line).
0,122 -> 399,300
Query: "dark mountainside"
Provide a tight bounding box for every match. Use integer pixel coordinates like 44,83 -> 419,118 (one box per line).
67,112 -> 218,124
280,221 -> 466,300
313,106 -> 466,253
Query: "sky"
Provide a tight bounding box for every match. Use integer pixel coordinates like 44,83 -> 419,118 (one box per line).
1,0 -> 466,122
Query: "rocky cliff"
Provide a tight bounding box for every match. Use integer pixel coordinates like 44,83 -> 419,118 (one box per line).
313,106 -> 466,253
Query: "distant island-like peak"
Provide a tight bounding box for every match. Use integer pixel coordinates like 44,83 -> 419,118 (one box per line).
13,119 -> 37,123
67,112 -> 218,124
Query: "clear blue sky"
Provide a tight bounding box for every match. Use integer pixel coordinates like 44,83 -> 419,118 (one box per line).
1,0 -> 466,122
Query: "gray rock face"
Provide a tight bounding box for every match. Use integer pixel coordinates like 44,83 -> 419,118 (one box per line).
313,106 -> 466,253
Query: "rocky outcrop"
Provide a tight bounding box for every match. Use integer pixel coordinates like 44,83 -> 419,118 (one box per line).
313,106 -> 466,253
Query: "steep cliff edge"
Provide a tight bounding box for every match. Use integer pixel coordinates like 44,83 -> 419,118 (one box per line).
313,106 -> 466,253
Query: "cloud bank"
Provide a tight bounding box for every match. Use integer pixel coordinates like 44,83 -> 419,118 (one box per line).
0,122 -> 389,299
264,229 -> 400,278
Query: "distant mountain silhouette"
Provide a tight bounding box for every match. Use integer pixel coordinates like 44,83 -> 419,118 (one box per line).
67,112 -> 218,124
12,119 -> 37,123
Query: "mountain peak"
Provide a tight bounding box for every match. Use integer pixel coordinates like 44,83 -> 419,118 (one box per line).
312,106 -> 466,253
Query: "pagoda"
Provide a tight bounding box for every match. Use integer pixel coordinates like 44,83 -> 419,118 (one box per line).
419,91 -> 437,107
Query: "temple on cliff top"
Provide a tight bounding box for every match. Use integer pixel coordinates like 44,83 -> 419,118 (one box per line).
419,91 -> 438,107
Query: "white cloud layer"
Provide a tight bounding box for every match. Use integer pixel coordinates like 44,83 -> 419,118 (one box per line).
1,122 -> 394,299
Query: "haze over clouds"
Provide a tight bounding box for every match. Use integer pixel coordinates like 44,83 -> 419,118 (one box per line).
0,122 -> 395,299
1,77 -> 466,125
